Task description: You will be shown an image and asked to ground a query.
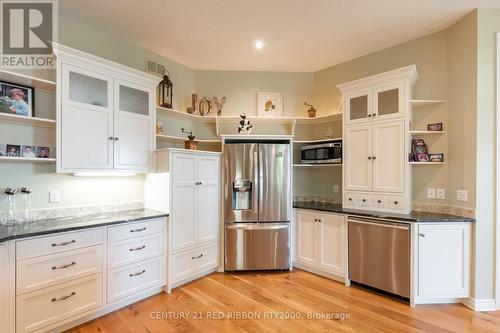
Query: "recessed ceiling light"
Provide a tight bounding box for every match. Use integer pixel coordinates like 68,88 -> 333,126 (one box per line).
255,40 -> 264,50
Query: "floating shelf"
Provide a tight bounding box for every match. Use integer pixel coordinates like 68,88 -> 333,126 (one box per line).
293,163 -> 342,168
0,70 -> 56,91
410,162 -> 445,165
157,107 -> 217,123
0,156 -> 56,163
409,130 -> 446,135
0,112 -> 55,128
410,99 -> 445,107
293,137 -> 343,144
156,134 -> 220,143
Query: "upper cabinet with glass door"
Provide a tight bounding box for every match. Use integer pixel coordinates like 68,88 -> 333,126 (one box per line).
345,89 -> 372,124
56,44 -> 159,173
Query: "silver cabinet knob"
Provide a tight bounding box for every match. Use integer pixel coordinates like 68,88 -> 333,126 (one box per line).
419,233 -> 425,237
114,137 -> 119,141
108,136 -> 114,141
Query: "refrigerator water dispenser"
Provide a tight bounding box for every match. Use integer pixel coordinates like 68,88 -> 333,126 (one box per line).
232,179 -> 252,210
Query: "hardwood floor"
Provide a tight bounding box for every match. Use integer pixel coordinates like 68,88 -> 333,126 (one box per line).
66,269 -> 500,333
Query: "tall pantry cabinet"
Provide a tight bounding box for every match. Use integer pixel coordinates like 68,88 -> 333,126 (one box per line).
155,148 -> 221,292
338,66 -> 418,214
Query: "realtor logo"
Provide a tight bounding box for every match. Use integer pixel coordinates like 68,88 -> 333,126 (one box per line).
1,0 -> 57,69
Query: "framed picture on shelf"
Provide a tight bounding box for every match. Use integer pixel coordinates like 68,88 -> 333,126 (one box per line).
257,92 -> 283,117
428,153 -> 444,162
5,144 -> 20,157
0,144 -> 5,157
411,138 -> 429,162
0,81 -> 34,117
36,146 -> 50,158
21,145 -> 36,158
427,122 -> 443,131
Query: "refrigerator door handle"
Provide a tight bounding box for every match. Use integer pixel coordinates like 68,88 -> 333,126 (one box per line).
225,223 -> 289,230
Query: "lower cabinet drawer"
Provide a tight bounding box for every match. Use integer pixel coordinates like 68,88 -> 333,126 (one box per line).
108,233 -> 164,269
171,243 -> 218,283
16,228 -> 103,260
16,274 -> 103,333
107,256 -> 164,303
17,245 -> 103,295
108,218 -> 165,243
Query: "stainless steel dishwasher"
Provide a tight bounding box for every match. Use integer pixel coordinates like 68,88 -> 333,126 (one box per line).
348,216 -> 410,298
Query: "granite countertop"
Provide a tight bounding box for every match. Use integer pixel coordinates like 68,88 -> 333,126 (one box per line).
293,201 -> 475,223
0,208 -> 169,244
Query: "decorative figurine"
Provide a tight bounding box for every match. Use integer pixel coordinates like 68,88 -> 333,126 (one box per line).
304,102 -> 317,118
237,114 -> 253,135
156,120 -> 164,134
181,128 -> 199,150
213,96 -> 227,116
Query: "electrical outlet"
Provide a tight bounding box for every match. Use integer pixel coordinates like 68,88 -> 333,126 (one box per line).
49,190 -> 60,203
426,188 -> 436,199
437,189 -> 446,200
457,190 -> 468,202
333,185 -> 339,193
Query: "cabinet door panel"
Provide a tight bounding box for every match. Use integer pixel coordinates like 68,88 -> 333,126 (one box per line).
61,64 -> 114,170
373,83 -> 404,121
114,80 -> 152,171
345,89 -> 372,124
418,224 -> 470,298
197,156 -> 220,244
372,120 -> 405,193
318,214 -> 345,276
296,211 -> 318,265
344,124 -> 372,191
172,154 -> 197,251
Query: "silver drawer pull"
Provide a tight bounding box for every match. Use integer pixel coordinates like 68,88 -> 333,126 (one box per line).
51,240 -> 76,247
192,253 -> 203,260
51,291 -> 76,302
129,269 -> 146,277
419,233 -> 426,237
52,261 -> 76,270
129,245 -> 146,251
130,227 -> 147,233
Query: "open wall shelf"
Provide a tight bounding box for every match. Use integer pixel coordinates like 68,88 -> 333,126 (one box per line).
409,130 -> 445,135
0,156 -> 56,163
0,69 -> 56,91
410,99 -> 445,107
0,112 -> 55,128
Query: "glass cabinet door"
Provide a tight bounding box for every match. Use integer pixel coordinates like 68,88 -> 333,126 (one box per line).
118,84 -> 150,116
345,89 -> 372,124
67,68 -> 112,108
373,83 -> 404,120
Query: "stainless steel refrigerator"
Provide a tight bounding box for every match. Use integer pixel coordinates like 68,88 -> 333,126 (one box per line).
223,141 -> 291,271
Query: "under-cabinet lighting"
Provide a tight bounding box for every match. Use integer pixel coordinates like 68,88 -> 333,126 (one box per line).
73,172 -> 137,177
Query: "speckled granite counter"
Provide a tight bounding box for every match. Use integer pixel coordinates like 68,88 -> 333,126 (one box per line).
0,208 -> 168,244
293,201 -> 475,223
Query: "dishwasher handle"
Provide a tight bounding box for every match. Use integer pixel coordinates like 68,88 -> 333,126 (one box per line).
348,217 -> 409,230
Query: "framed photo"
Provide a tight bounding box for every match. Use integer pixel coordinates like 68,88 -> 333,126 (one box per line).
0,81 -> 34,117
257,92 -> 283,117
428,153 -> 444,163
5,144 -> 20,157
411,139 -> 428,162
21,145 -> 36,158
36,146 -> 50,158
0,144 -> 5,157
427,122 -> 443,131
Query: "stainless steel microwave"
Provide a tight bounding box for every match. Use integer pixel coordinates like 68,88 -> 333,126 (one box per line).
301,140 -> 342,164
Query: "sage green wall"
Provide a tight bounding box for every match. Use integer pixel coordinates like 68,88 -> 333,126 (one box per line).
474,7 -> 499,301
194,70 -> 314,117
313,31 -> 450,207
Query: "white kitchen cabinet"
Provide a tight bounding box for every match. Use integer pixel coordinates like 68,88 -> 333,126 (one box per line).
339,66 -> 417,213
57,44 -> 158,173
372,119 -> 405,193
414,223 -> 471,301
344,124 -> 372,191
156,148 -> 221,289
0,242 -> 15,333
294,210 -> 346,280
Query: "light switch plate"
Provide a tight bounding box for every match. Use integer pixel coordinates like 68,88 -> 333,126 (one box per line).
437,188 -> 446,200
427,188 -> 436,199
457,190 -> 468,202
49,190 -> 60,203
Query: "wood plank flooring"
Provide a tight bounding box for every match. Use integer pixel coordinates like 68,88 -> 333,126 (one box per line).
66,269 -> 500,333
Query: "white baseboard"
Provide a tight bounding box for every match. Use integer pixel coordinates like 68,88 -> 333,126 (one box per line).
169,266 -> 218,290
292,261 -> 346,284
463,298 -> 497,311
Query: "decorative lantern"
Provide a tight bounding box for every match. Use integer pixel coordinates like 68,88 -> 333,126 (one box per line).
159,73 -> 173,109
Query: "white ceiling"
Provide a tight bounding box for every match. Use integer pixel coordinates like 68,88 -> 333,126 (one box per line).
60,0 -> 500,72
